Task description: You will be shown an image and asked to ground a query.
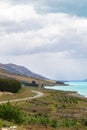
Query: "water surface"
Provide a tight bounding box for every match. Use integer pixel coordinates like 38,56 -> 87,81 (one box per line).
45,82 -> 87,97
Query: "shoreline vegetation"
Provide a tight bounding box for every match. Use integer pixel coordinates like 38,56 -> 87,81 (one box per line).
67,91 -> 87,99
0,86 -> 87,130
45,87 -> 87,99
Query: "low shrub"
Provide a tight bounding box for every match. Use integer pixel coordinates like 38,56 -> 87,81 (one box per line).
81,118 -> 87,126
51,118 -> 58,128
62,118 -> 77,127
39,117 -> 50,126
0,103 -> 24,124
28,116 -> 37,125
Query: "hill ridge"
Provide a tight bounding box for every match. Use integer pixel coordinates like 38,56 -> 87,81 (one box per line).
0,63 -> 46,79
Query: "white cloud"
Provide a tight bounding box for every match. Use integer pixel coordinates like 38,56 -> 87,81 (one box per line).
0,1 -> 38,22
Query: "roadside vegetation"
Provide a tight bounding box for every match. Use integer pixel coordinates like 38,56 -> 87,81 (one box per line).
0,87 -> 87,130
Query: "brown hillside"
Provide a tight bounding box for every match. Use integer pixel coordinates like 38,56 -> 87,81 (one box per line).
0,68 -> 56,86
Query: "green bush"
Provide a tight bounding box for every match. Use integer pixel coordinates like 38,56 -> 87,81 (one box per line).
39,117 -> 50,126
84,120 -> 87,126
51,118 -> 58,128
62,118 -> 77,127
81,118 -> 87,126
28,116 -> 37,125
27,116 -> 58,128
0,78 -> 21,93
0,103 -> 24,124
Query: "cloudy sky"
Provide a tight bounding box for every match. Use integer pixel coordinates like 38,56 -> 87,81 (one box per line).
0,0 -> 87,80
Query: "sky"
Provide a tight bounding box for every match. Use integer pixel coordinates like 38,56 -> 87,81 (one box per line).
0,0 -> 87,80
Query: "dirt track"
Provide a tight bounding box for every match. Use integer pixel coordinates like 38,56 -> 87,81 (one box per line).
0,90 -> 44,104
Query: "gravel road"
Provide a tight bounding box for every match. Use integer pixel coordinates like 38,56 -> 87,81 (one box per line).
0,90 -> 44,104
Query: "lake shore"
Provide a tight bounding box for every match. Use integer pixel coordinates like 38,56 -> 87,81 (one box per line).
67,91 -> 87,99
45,81 -> 87,99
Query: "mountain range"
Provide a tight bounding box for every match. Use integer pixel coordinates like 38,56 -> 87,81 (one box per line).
0,63 -> 46,79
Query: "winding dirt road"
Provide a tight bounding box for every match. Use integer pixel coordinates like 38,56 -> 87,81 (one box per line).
0,90 -> 44,104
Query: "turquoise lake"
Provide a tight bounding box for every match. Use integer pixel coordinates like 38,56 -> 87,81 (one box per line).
45,82 -> 87,97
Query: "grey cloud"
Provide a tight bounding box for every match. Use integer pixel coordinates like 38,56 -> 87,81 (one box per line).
8,35 -> 86,59
0,20 -> 43,34
0,26 -> 87,59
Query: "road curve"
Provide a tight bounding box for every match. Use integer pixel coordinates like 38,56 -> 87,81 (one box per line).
0,90 -> 44,104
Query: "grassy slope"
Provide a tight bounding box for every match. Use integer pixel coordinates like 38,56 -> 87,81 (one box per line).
0,87 -> 87,130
